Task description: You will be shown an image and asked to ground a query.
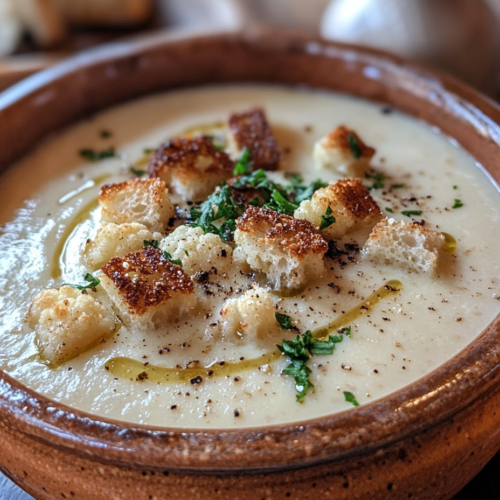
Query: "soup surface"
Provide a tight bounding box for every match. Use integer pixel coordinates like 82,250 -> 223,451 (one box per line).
0,85 -> 499,428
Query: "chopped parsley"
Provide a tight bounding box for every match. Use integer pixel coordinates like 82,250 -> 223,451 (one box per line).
190,183 -> 244,242
348,133 -> 361,159
339,326 -> 352,337
275,313 -> 294,330
292,179 -> 328,204
391,183 -> 405,189
277,331 -> 344,402
130,167 -> 147,177
79,147 -> 116,162
143,147 -> 154,154
264,189 -> 299,216
319,206 -> 336,230
65,273 -> 100,290
366,171 -> 386,190
144,240 -> 182,267
452,199 -> 464,209
453,185 -> 458,190
144,239 -> 160,249
401,210 -> 422,217
343,391 -> 360,407
233,148 -> 253,176
100,130 -> 112,139
385,207 -> 394,213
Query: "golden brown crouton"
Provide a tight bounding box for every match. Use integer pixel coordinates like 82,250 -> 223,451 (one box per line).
362,218 -> 446,274
148,136 -> 234,201
99,178 -> 174,233
227,108 -> 281,171
295,178 -> 382,239
314,126 -> 375,177
100,247 -> 197,328
234,207 -> 328,289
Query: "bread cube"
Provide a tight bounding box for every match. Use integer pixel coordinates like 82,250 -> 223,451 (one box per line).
234,207 -> 328,290
100,247 -> 197,329
86,222 -> 162,269
362,218 -> 446,274
148,136 -> 234,201
99,178 -> 174,233
227,108 -> 281,171
159,225 -> 233,275
219,286 -> 278,341
294,178 -> 381,240
313,126 -> 375,177
27,286 -> 116,366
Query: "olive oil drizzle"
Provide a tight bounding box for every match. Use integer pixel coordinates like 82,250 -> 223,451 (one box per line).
51,197 -> 99,279
441,232 -> 457,255
105,280 -> 403,384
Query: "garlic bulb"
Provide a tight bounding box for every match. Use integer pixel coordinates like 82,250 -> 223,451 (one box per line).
321,0 -> 499,94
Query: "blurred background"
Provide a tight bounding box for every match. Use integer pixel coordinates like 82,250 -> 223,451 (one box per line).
1,0 -> 500,96
1,0 -> 500,498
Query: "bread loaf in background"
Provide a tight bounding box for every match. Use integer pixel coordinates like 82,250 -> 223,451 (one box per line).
54,0 -> 153,27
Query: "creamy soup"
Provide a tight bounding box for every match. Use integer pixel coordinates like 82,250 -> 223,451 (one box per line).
0,85 -> 499,428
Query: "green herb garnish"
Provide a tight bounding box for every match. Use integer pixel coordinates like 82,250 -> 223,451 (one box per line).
265,190 -> 299,216
233,148 -> 253,176
131,167 -> 147,177
190,183 -> 245,242
366,171 -> 386,190
143,147 -> 154,154
275,313 -> 294,330
144,240 -> 182,267
453,185 -> 458,190
277,331 -> 344,402
144,239 -> 160,249
65,273 -> 100,290
319,206 -> 336,230
385,207 -> 394,213
452,199 -> 463,209
343,391 -> 360,407
348,133 -> 361,159
100,130 -> 112,139
292,179 -> 328,204
401,210 -> 422,217
391,183 -> 405,189
79,147 -> 116,163
162,250 -> 183,268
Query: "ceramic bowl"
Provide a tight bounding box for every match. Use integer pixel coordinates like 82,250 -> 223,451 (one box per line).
1,28 -> 500,500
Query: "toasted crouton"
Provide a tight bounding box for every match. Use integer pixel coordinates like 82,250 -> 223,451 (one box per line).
219,286 -> 278,341
234,207 -> 328,290
159,225 -> 233,275
86,222 -> 162,269
100,247 -> 197,329
148,136 -> 234,201
99,178 -> 174,233
362,218 -> 446,273
27,286 -> 116,366
313,126 -> 375,177
295,178 -> 381,239
227,108 -> 280,171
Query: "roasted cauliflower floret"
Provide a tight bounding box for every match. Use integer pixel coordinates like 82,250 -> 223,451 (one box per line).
86,222 -> 162,269
362,218 -> 446,274
234,207 -> 328,290
27,286 -> 116,366
99,178 -> 174,233
159,225 -> 233,275
100,247 -> 197,329
227,108 -> 281,171
313,126 -> 375,177
294,178 -> 381,240
219,286 -> 278,341
148,136 -> 234,201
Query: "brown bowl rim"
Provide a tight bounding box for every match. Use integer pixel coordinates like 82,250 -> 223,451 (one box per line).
0,27 -> 500,474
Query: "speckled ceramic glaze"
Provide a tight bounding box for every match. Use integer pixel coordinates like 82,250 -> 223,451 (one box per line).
1,28 -> 500,500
